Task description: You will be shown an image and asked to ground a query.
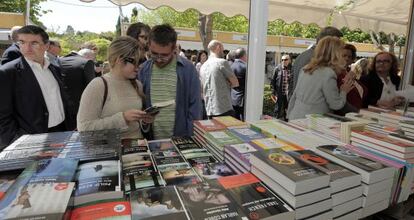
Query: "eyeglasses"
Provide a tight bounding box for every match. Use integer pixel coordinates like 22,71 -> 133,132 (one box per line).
376,59 -> 391,64
149,51 -> 172,62
123,57 -> 139,66
17,40 -> 43,49
282,59 -> 289,61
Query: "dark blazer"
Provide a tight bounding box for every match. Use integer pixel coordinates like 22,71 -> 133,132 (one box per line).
1,43 -> 22,65
230,59 -> 246,107
0,57 -> 73,149
360,71 -> 400,107
59,52 -> 95,118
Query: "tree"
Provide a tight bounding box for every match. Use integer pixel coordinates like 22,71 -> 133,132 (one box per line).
0,0 -> 50,26
65,25 -> 75,36
198,13 -> 213,51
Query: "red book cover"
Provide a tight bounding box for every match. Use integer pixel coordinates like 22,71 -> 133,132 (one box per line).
71,200 -> 131,220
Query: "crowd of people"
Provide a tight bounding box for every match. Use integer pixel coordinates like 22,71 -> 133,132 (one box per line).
0,23 -> 406,150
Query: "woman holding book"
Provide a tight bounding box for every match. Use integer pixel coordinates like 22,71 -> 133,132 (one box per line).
77,36 -> 153,139
360,51 -> 404,109
287,36 -> 354,120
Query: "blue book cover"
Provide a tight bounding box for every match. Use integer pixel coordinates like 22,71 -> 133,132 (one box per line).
228,127 -> 266,142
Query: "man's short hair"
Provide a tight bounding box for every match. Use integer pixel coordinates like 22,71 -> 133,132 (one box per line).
234,47 -> 247,59
10,26 -> 22,42
49,39 -> 60,47
78,48 -> 95,58
17,25 -> 49,44
207,40 -> 222,52
149,24 -> 177,46
126,22 -> 151,39
281,54 -> 290,60
316,26 -> 343,42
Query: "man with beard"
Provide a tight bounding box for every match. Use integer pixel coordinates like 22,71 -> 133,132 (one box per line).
138,24 -> 202,139
200,40 -> 239,119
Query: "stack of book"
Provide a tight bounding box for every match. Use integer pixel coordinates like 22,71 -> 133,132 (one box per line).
250,148 -> 332,219
130,173 -> 295,220
288,149 -> 363,220
400,120 -> 414,138
315,145 -> 395,218
0,158 -> 77,219
351,131 -> 414,164
0,130 -> 121,172
203,130 -> 243,161
212,116 -> 248,128
250,119 -> 302,139
345,112 -> 378,124
224,142 -> 258,173
359,106 -> 391,121
378,111 -> 414,128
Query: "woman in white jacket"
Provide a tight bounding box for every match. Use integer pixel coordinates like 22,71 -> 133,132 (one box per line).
287,36 -> 354,120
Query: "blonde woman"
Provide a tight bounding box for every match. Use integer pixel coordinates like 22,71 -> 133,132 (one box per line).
77,36 -> 153,139
287,36 -> 354,120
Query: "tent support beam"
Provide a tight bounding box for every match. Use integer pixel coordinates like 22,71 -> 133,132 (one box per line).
402,0 -> 414,89
245,0 -> 268,122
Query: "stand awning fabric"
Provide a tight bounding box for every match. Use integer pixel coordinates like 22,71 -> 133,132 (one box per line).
81,0 -> 411,35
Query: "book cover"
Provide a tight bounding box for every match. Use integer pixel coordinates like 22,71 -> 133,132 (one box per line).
161,168 -> 201,186
251,148 -> 329,194
171,136 -> 197,146
0,182 -> 74,219
74,160 -> 122,205
218,173 -> 294,220
193,163 -> 234,180
212,116 -> 247,127
225,143 -> 258,169
71,199 -> 131,220
317,145 -> 389,172
251,138 -> 303,151
26,158 -> 79,183
193,120 -> 226,132
228,127 -> 266,142
0,172 -> 21,201
148,139 -> 176,153
130,186 -> 188,220
122,139 -> 149,155
205,131 -> 243,146
286,150 -> 358,183
176,181 -> 243,220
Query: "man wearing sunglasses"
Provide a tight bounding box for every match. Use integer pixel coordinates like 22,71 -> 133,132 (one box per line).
271,54 -> 292,120
0,25 -> 73,149
138,24 -> 202,139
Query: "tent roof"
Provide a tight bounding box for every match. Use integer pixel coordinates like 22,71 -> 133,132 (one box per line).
82,0 -> 411,35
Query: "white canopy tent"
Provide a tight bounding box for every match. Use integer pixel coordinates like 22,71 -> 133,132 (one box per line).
82,0 -> 414,122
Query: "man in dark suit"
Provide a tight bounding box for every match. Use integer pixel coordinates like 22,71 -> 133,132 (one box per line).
59,49 -> 95,122
0,25 -> 73,149
1,26 -> 22,65
271,54 -> 292,120
230,48 -> 247,120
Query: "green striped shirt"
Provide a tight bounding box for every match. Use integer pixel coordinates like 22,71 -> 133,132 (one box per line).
151,58 -> 177,139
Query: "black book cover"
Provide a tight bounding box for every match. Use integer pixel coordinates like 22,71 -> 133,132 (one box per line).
161,168 -> 201,186
130,186 -> 188,220
252,148 -> 327,182
317,145 -> 388,172
219,173 -> 292,219
177,181 -> 243,220
193,163 -> 234,180
286,150 -> 357,182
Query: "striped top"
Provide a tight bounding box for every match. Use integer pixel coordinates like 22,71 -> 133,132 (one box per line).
151,58 -> 177,139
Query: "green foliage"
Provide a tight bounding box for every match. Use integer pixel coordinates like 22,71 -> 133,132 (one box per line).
88,38 -> 111,62
137,7 -> 199,28
341,27 -> 371,43
262,85 -> 275,117
0,0 -> 49,26
211,12 -> 248,33
49,29 -> 112,62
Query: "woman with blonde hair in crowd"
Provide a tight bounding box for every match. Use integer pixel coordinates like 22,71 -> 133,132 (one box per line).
287,36 -> 354,120
77,36 -> 153,139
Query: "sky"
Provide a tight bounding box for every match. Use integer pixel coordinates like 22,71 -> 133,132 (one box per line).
39,0 -> 143,33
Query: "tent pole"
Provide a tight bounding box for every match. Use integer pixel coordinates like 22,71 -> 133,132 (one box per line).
402,0 -> 414,89
245,0 -> 268,122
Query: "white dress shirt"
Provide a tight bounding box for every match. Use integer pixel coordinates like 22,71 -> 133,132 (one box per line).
379,76 -> 397,102
26,57 -> 65,128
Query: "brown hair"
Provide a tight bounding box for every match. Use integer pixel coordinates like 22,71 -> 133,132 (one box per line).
303,36 -> 345,75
